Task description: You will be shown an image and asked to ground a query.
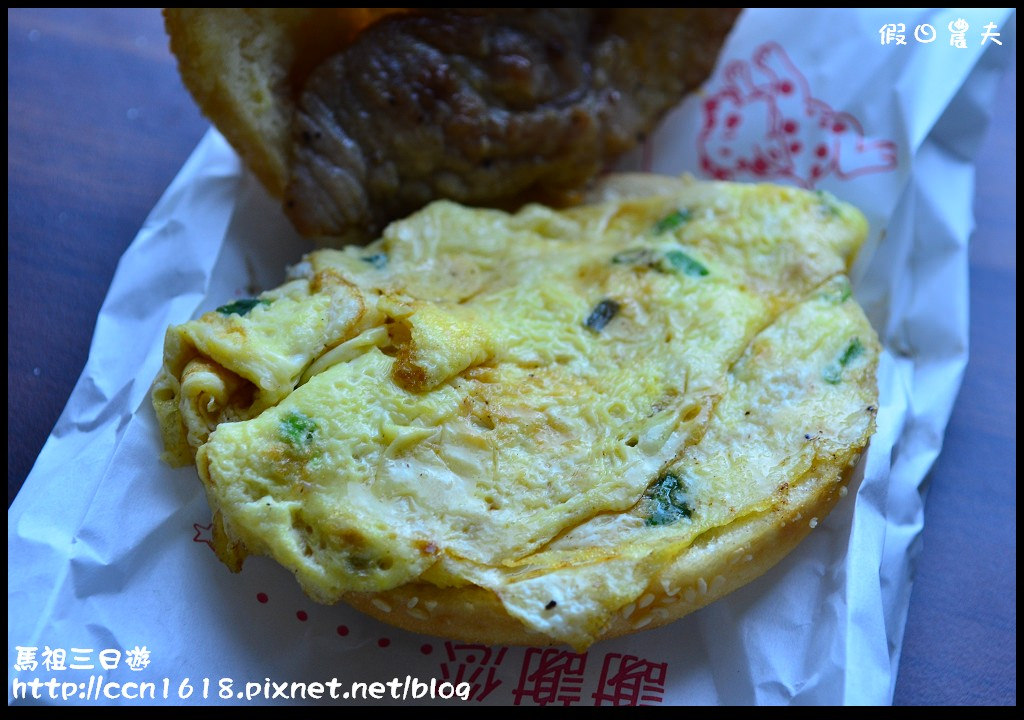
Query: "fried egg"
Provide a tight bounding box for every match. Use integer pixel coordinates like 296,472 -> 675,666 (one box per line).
152,175 -> 878,648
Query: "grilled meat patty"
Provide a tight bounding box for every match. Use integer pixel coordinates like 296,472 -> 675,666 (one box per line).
286,9 -> 738,240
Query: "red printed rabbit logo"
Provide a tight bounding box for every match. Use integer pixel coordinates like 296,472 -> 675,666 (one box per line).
699,42 -> 897,187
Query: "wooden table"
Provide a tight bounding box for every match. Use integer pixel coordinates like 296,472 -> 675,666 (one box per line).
7,8 -> 1016,706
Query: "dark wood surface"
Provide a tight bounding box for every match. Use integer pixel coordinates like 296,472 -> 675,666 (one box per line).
7,8 -> 1015,706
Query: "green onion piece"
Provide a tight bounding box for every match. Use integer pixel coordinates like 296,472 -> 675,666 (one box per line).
645,472 -> 693,526
280,413 -> 317,446
652,209 -> 692,235
815,190 -> 842,218
823,338 -> 865,384
663,250 -> 709,277
584,299 -> 620,332
839,338 -> 864,366
216,298 -> 271,316
361,253 -> 388,269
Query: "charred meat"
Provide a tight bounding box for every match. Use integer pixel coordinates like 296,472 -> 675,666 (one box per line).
286,9 -> 738,240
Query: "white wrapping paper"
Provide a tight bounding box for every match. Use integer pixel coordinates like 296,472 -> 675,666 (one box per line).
8,8 -> 1016,706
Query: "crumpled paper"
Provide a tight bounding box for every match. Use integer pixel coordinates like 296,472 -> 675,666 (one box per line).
8,8 -> 1015,706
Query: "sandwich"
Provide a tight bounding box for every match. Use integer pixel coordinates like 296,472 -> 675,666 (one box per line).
156,8 -> 879,650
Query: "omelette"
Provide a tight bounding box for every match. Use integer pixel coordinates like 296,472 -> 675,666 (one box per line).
152,176 -> 879,649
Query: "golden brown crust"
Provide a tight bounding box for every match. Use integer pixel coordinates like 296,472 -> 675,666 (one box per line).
344,456 -> 863,649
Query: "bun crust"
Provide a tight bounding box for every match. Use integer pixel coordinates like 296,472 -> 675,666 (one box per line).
344,458 -> 855,648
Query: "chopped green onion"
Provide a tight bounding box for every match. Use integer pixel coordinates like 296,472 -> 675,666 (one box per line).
361,253 -> 388,269
280,413 -> 317,446
839,338 -> 864,366
662,250 -> 709,277
645,472 -> 693,526
815,190 -> 842,218
824,338 -> 865,384
584,299 -> 620,332
216,298 -> 271,316
612,246 -> 708,278
652,209 -> 692,235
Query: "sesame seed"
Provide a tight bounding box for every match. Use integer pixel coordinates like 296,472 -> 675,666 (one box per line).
839,486 -> 849,497
809,517 -> 819,529
638,593 -> 655,609
424,600 -> 438,612
371,599 -> 392,613
621,602 -> 636,619
684,588 -> 697,603
406,597 -> 419,609
697,577 -> 708,596
408,609 -> 429,621
710,575 -> 726,594
632,616 -> 653,630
